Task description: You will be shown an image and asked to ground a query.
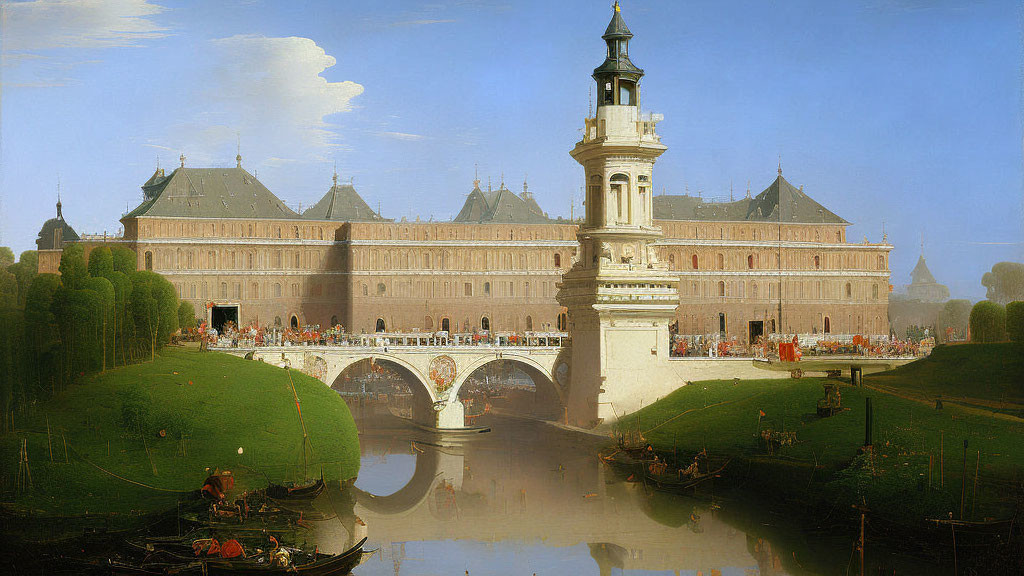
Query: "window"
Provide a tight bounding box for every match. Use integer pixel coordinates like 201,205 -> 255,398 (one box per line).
376,282 -> 387,296
441,318 -> 450,332
877,255 -> 885,270
718,281 -> 726,297
719,313 -> 726,335
291,315 -> 299,329
375,318 -> 386,333
824,317 -> 831,334
814,255 -> 820,269
464,282 -> 473,297
692,254 -> 698,270
716,253 -> 725,270
557,312 -> 568,331
219,282 -> 227,299
481,316 -> 490,331
144,251 -> 153,271
845,282 -> 852,298
274,283 -> 282,298
526,315 -> 533,331
484,282 -> 491,296
554,253 -> 561,268
872,284 -> 879,300
291,283 -> 299,297
747,255 -> 754,269
251,283 -> 259,299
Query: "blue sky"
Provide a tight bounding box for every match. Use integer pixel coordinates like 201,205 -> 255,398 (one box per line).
1,0 -> 1021,299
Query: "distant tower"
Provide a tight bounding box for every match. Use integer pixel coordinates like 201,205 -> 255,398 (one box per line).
556,2 -> 679,427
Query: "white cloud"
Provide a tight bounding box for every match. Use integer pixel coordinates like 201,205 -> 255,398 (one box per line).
379,131 -> 426,141
2,0 -> 168,52
152,35 -> 364,167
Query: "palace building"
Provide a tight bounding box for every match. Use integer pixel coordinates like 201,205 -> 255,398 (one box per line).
42,5 -> 892,345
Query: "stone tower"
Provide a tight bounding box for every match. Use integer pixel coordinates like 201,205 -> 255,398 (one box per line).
557,2 -> 680,428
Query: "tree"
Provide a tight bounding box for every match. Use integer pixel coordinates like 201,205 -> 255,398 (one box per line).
1006,301 -> 1024,343
982,262 -> 1024,305
23,275 -> 61,394
112,246 -> 137,274
178,301 -> 196,332
969,301 -> 1006,343
939,299 -> 972,340
0,269 -> 16,307
58,244 -> 89,290
88,246 -> 114,279
105,271 -> 133,366
7,251 -> 39,307
0,246 -> 14,269
84,276 -> 115,371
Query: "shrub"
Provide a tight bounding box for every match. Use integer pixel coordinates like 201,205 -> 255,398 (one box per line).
1006,301 -> 1024,343
969,301 -> 1006,343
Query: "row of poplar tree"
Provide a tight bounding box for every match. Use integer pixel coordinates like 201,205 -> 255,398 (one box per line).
0,245 -> 195,432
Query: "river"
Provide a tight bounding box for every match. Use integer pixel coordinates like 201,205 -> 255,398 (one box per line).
303,413 -> 953,576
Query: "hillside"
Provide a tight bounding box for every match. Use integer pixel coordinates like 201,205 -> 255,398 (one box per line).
0,347 -> 359,517
865,343 -> 1024,411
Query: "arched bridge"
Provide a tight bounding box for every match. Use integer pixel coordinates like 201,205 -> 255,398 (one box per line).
219,344 -> 570,428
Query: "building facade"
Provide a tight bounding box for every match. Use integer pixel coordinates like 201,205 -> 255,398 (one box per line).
43,6 -> 892,344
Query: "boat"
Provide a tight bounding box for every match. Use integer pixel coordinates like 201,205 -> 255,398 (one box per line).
266,472 -> 325,501
644,458 -> 731,491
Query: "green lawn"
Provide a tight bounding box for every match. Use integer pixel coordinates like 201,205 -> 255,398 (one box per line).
0,347 -> 359,517
620,373 -> 1024,522
865,342 -> 1024,410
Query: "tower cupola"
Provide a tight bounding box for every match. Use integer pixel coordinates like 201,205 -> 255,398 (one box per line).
594,2 -> 643,107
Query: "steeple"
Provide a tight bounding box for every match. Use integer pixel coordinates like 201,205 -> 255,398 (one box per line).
236,134 -> 242,168
594,1 -> 643,108
522,175 -> 532,200
56,177 -> 63,220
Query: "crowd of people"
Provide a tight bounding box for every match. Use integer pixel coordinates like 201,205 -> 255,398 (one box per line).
200,321 -> 568,349
669,332 -> 930,360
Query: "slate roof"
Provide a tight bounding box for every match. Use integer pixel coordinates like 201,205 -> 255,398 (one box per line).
124,167 -> 299,220
653,175 -> 848,224
36,201 -> 79,250
302,182 -> 387,222
453,183 -> 551,224
910,255 -> 937,285
603,5 -> 633,39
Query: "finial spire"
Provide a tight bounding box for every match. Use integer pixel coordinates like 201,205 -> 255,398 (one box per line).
332,161 -> 338,186
746,180 -> 751,199
614,1 -> 620,13
236,133 -> 242,168
778,155 -> 782,177
730,180 -> 734,201
473,163 -> 480,188
56,176 -> 63,219
180,153 -> 186,168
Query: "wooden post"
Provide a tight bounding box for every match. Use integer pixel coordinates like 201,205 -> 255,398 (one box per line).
858,509 -> 866,576
940,430 -> 945,487
972,450 -> 980,518
62,433 -> 69,464
864,397 -> 873,448
46,417 -> 53,462
960,439 -> 968,519
928,454 -> 933,488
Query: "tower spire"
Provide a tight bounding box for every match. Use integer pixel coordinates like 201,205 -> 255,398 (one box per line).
56,176 -> 63,219
332,161 -> 338,187
180,154 -> 186,168
473,163 -> 480,188
778,155 -> 783,176
236,133 -> 242,168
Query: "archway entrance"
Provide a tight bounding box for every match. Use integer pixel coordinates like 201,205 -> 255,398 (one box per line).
375,318 -> 386,333
290,315 -> 299,330
441,318 -> 450,333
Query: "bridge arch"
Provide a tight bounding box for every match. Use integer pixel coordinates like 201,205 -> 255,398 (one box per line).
351,444 -> 441,516
326,353 -> 438,425
448,354 -> 565,420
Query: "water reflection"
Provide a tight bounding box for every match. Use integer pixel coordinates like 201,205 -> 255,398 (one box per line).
312,415 -> 792,575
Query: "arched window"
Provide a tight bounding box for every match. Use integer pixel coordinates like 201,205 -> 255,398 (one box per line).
480,316 -> 490,332
747,254 -> 754,269
845,282 -> 852,298
557,312 -> 568,331
251,283 -> 259,299
716,253 -> 724,270
719,312 -> 726,335
219,282 -> 228,299
751,282 -> 758,299
293,226 -> 300,239
692,254 -> 699,269
526,315 -> 534,331
484,282 -> 491,296
872,284 -> 879,300
290,315 -> 299,329
144,251 -> 153,271
814,255 -> 820,269
377,282 -> 386,296
274,283 -> 282,298
824,316 -> 831,334
375,318 -> 386,333
274,316 -> 282,327
610,173 -> 629,223
554,253 -> 561,268
718,281 -> 726,297
425,316 -> 433,329
441,317 -> 450,333
668,254 -> 675,269
877,255 -> 885,270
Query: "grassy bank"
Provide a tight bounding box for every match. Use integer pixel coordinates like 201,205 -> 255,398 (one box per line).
0,347 -> 359,518
865,343 -> 1024,414
619,354 -> 1024,524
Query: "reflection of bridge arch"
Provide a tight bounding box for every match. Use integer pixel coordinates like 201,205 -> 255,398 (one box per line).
448,354 -> 565,417
351,447 -> 440,515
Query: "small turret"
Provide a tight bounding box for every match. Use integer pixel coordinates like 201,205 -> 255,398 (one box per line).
593,1 -> 643,107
